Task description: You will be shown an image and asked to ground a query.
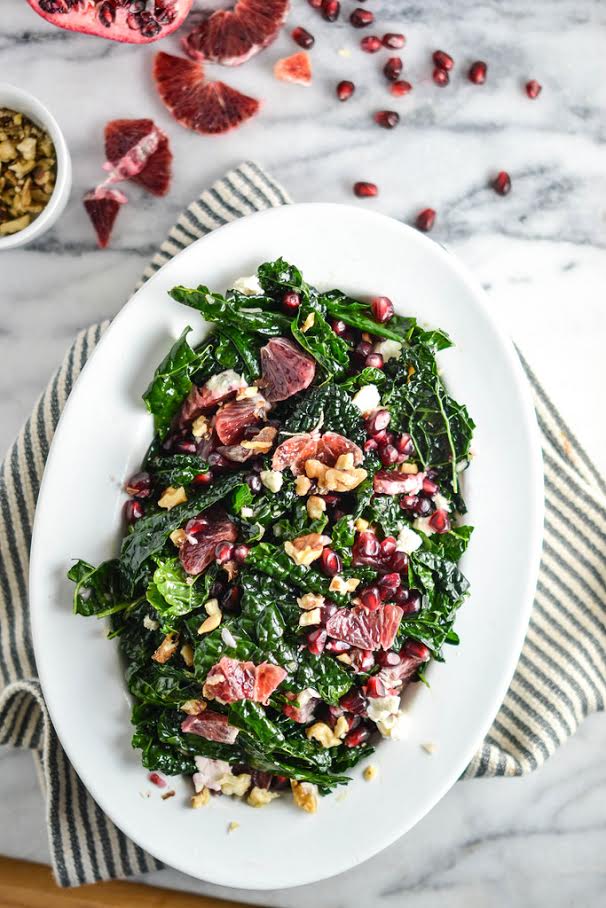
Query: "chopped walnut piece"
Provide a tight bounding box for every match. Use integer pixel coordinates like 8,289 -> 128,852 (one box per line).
329,575 -> 360,594
335,452 -> 354,470
158,486 -> 187,509
291,780 -> 318,814
191,789 -> 210,808
306,495 -> 326,520
191,415 -> 211,439
306,721 -> 343,748
227,821 -> 240,833
220,773 -> 251,797
295,475 -> 312,496
152,632 -> 179,664
304,458 -> 367,492
363,765 -> 379,781
300,312 -> 315,333
354,518 -> 370,532
241,425 -> 278,453
298,608 -> 321,627
198,611 -> 222,634
169,524 -> 186,545
297,592 -> 325,610
333,716 -> 350,739
180,699 -> 207,715
0,108 -> 56,236
284,532 -> 330,566
399,462 -> 419,474
247,786 -> 280,807
180,643 -> 194,667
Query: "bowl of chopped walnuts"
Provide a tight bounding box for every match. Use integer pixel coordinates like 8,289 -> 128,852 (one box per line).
0,83 -> 71,250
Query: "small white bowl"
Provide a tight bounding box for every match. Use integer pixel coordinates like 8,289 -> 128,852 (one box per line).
0,83 -> 72,251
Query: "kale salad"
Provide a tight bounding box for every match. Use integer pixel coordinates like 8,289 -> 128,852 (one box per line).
68,259 -> 474,814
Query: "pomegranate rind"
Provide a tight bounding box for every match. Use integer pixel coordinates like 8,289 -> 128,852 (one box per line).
153,52 -> 261,136
274,52 -> 313,86
26,0 -> 194,45
105,119 -> 173,197
182,0 -> 289,66
82,187 -> 127,249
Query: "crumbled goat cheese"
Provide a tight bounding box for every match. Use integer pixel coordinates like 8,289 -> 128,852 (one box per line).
260,469 -> 283,493
396,525 -> 423,554
352,384 -> 380,415
367,695 -> 408,740
231,274 -> 262,296
373,339 -> 402,362
434,493 -> 452,512
413,516 -> 435,536
143,615 -> 159,631
205,369 -> 246,395
376,710 -> 408,740
367,695 -> 401,724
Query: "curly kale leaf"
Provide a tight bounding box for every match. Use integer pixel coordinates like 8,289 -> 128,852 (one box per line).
142,328 -> 203,438
170,285 -> 292,337
145,452 -> 208,487
68,559 -> 136,618
146,558 -> 216,625
283,384 -> 366,446
320,289 -> 416,343
296,651 -> 354,705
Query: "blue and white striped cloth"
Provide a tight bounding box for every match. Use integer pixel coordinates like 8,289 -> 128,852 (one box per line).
1,162 -> 604,886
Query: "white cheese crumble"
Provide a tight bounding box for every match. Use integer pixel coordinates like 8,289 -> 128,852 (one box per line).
434,493 -> 452,512
240,506 -> 254,518
231,274 -> 262,296
413,516 -> 435,536
377,710 -> 408,740
367,695 -> 408,740
205,369 -> 246,395
373,339 -> 402,362
143,615 -> 159,631
352,384 -> 380,415
260,469 -> 283,493
395,525 -> 423,554
367,695 -> 400,724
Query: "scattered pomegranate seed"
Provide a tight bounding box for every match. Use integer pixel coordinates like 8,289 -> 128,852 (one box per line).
175,439 -> 197,454
343,724 -> 371,747
355,340 -> 373,359
185,517 -> 208,536
374,110 -> 400,129
354,181 -> 379,198
493,170 -> 512,196
322,0 -> 340,21
400,493 -> 418,511
379,537 -> 397,559
395,433 -> 414,456
432,67 -> 450,87
354,530 -> 380,559
378,572 -> 401,599
233,544 -> 249,564
468,61 -> 487,84
415,207 -> 436,232
193,471 -> 212,486
282,290 -> 301,312
366,408 -> 390,434
384,57 -> 403,82
526,79 -> 542,99
360,35 -> 382,53
148,772 -> 167,788
399,589 -> 422,614
428,509 -> 451,533
433,50 -> 454,71
292,26 -> 314,49
124,499 -> 144,524
207,451 -> 230,472
389,550 -> 408,573
125,471 -> 152,499
331,318 -> 348,335
364,438 -> 379,453
337,79 -> 355,101
340,688 -> 368,715
377,649 -> 402,668
320,547 -> 342,576
390,80 -> 413,97
422,476 -> 439,495
350,8 -> 373,27
371,296 -> 394,324
307,628 -> 327,655
382,33 -> 405,49
380,443 -> 399,466
365,352 -> 384,369
215,541 -> 234,564
326,638 -> 352,653
366,675 -> 387,698
360,586 -> 381,610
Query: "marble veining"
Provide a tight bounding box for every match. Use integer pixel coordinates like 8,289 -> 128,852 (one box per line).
1,0 -> 605,904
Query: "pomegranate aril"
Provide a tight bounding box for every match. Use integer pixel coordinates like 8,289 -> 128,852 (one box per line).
337,80 -> 355,102
215,541 -> 234,564
124,499 -> 144,524
428,509 -> 451,533
233,544 -> 249,564
320,547 -> 342,576
374,110 -> 400,129
380,537 -> 397,559
247,473 -> 262,494
354,181 -> 379,198
365,675 -> 387,698
400,589 -> 422,614
185,517 -> 208,536
282,290 -> 301,313
343,724 -> 371,747
389,550 -> 408,573
380,444 -> 399,466
350,8 -> 373,27
400,494 -> 418,511
193,471 -> 212,486
355,649 -> 375,672
340,688 -> 368,715
307,628 -> 327,655
292,26 -> 314,49
148,772 -> 166,788
390,80 -> 413,97
360,35 -> 382,53
526,79 -> 542,99
493,171 -> 511,196
433,50 -> 454,71
365,353 -> 384,369
356,530 -> 380,558
396,433 -> 414,456
416,208 -> 436,232
371,296 -> 394,323
355,340 -> 373,359
331,318 -> 348,336
378,572 -> 401,599
468,61 -> 487,84
320,602 -> 338,623
384,57 -> 403,82
325,638 -> 351,653
364,438 -> 379,453
382,33 -> 405,49
221,585 -> 240,612
360,586 -> 381,611
432,67 -> 450,87
366,408 -> 390,435
208,451 -> 230,472
175,439 -> 197,454
377,649 -> 401,667
126,471 -> 152,499
414,494 -> 434,517
307,0 -> 322,7
322,0 -> 340,22
402,638 -> 431,661
422,477 -> 439,495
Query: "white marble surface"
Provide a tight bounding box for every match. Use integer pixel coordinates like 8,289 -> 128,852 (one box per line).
1,0 -> 606,904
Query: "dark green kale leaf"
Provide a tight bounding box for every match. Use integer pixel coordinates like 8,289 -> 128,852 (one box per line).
126,661 -> 200,708
170,285 -> 292,337
142,328 -> 204,439
419,525 -> 473,563
339,366 -> 387,391
330,515 -> 354,566
146,558 -> 217,624
256,258 -> 312,303
320,289 -> 416,343
131,706 -> 197,775
145,452 -> 208,487
246,543 -> 350,605
283,384 -> 366,446
408,324 -> 454,351
366,494 -> 405,537
216,324 -> 261,381
296,651 -> 354,705
330,743 -> 375,772
291,300 -> 350,379
68,559 -> 136,618
191,623 -> 264,681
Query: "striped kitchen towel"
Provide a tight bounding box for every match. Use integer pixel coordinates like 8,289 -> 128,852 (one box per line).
0,161 -> 605,887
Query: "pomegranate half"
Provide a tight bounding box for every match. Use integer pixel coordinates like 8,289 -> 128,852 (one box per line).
27,0 -> 194,44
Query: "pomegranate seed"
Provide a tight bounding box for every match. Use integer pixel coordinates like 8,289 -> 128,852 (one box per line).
360,586 -> 381,611
340,688 -> 368,715
331,318 -> 348,335
320,547 -> 342,576
175,440 -> 197,454
429,509 -> 451,533
422,478 -> 439,496
337,80 -> 355,102
355,650 -> 375,673
208,451 -> 230,472
433,50 -> 454,71
365,352 -> 384,369
148,772 -> 166,788
377,649 -> 401,667
363,439 -> 378,457
378,572 -> 401,599
307,628 -> 327,655
380,537 -> 397,559
292,26 -> 314,49
185,517 -> 208,535
326,638 -> 351,653
402,638 -> 430,660
247,473 -> 262,493
350,8 -> 373,27
343,725 -> 371,747
389,550 -> 408,573
374,110 -> 400,129
390,80 -> 413,97
366,408 -> 390,434
380,444 -> 399,466
215,541 -> 234,564
400,589 -> 422,614
221,585 -> 241,612
493,171 -> 512,196
384,57 -> 403,82
354,181 -> 379,198
366,675 -> 387,698
124,499 -> 144,524
360,35 -> 382,53
233,544 -> 249,564
395,433 -> 414,456
282,290 -> 301,312
193,471 -> 212,486
415,208 -> 436,232
432,67 -> 450,87
322,0 -> 340,21
468,61 -> 487,84
125,471 -> 152,499
526,79 -> 542,99
414,494 -> 434,517
307,0 -> 322,7
355,340 -> 373,358
371,296 -> 394,323
382,33 -> 405,49
400,494 -> 418,511
372,428 -> 388,445
320,602 -> 338,623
